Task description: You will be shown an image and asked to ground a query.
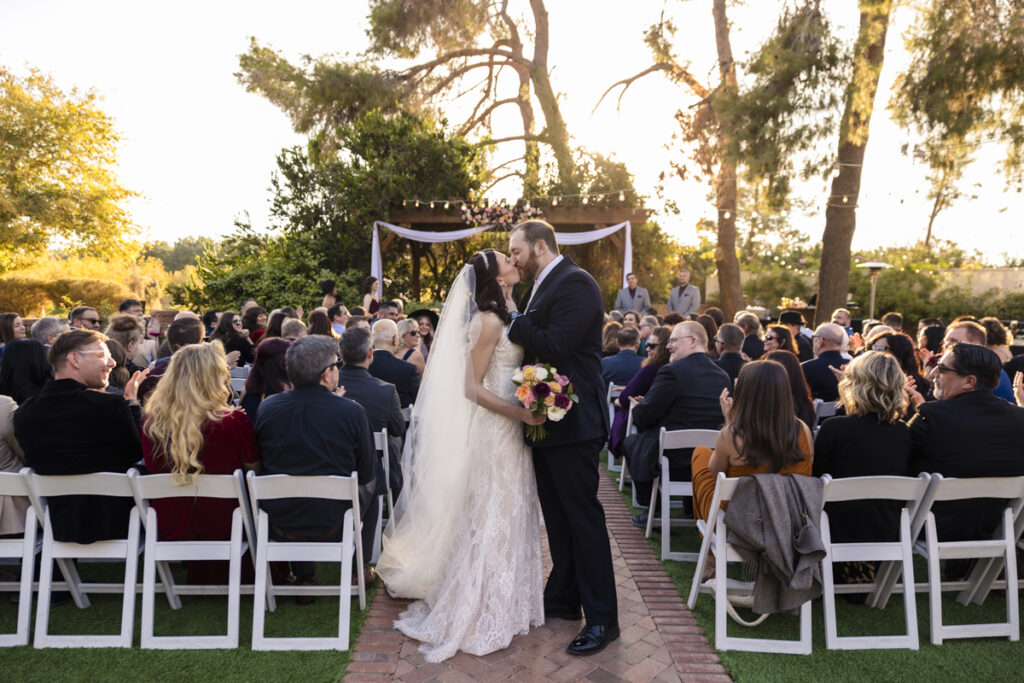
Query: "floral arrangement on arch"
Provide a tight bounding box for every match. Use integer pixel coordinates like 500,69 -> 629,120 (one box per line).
461,203 -> 544,229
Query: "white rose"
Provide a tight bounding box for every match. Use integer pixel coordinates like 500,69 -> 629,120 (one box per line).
547,406 -> 567,422
534,366 -> 549,381
512,368 -> 523,382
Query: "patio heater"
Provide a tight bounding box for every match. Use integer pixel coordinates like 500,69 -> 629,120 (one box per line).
855,261 -> 892,320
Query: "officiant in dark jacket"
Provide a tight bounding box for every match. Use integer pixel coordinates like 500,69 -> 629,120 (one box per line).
507,220 -> 618,656
339,326 -> 404,500
626,321 -> 729,513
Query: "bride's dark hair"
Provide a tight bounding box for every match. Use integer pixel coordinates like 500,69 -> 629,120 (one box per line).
469,249 -> 510,324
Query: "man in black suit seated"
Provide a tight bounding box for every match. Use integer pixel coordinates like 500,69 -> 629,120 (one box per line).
601,325 -> 643,386
624,321 -> 730,528
368,319 -> 419,408
779,310 -> 814,362
14,329 -> 146,544
255,335 -> 378,590
339,326 -> 404,502
908,343 -> 1024,542
801,322 -> 848,401
712,323 -> 746,385
735,312 -> 765,360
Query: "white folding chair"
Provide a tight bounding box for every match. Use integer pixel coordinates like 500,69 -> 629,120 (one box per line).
814,399 -> 836,429
819,474 -> 930,650
913,474 -> 1024,645
25,469 -> 140,649
687,472 -> 813,654
369,430 -> 389,564
606,384 -> 625,474
645,428 -> 719,564
128,469 -> 254,649
247,471 -> 365,651
229,366 -> 250,379
230,377 -> 246,405
619,403 -> 637,493
957,480 -> 1024,605
0,469 -> 37,646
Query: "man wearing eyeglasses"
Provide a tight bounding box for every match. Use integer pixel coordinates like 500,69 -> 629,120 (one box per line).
907,342 -> 1024,543
68,306 -> 101,331
942,320 -> 1015,403
14,330 -> 147,544
624,321 -> 730,528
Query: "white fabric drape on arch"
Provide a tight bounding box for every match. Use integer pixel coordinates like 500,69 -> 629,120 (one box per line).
370,219 -> 633,297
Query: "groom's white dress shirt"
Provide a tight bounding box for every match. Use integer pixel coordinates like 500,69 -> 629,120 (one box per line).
526,255 -> 564,309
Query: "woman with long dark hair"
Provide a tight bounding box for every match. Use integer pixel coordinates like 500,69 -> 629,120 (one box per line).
377,247 -> 545,662
879,331 -> 932,402
696,314 -> 719,357
0,338 -> 50,404
361,276 -> 381,317
763,349 -> 817,430
691,360 -> 814,523
763,324 -> 798,356
263,311 -> 287,340
306,310 -> 335,337
609,325 -> 672,457
210,311 -> 255,365
242,306 -> 268,345
239,338 -> 292,421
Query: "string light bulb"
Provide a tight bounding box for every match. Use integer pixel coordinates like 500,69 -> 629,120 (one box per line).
842,195 -> 848,204
618,191 -> 625,201
444,201 -> 450,209
831,164 -> 841,179
415,200 -> 420,208
429,201 -> 435,209
723,210 -> 732,220
552,197 -> 559,206
582,196 -> 589,205
402,199 -> 407,207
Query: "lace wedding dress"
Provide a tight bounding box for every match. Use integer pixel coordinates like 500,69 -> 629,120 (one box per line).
381,323 -> 544,662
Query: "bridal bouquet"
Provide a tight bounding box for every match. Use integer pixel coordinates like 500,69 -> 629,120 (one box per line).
512,363 -> 579,441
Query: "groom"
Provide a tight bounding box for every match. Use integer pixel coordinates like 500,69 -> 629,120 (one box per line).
507,220 -> 619,655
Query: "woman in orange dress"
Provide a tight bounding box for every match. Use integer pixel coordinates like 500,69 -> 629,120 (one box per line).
692,359 -> 814,523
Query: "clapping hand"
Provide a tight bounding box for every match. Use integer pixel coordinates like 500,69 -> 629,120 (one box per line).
904,374 -> 925,409
1014,372 -> 1024,407
719,387 -> 733,424
828,364 -> 847,381
124,368 -> 151,404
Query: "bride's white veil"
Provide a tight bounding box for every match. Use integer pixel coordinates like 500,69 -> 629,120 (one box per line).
376,264 -> 481,598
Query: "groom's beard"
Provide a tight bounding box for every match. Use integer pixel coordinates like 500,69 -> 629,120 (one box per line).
517,249 -> 540,282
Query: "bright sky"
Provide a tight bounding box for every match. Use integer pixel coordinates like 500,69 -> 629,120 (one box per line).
2,0 -> 1021,262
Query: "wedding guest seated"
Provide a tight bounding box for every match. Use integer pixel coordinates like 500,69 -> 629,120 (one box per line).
139,317 -> 204,405
779,311 -> 814,361
254,335 -> 378,592
156,312 -> 202,360
943,319 -> 1015,402
243,306 -> 268,344
13,330 -> 145,543
142,343 -> 260,584
763,324 -> 798,357
339,327 -> 404,501
210,311 -> 255,366
872,331 -> 933,405
601,321 -> 622,358
68,306 -> 101,331
394,319 -> 426,376
764,350 -> 817,431
104,339 -> 132,396
802,323 -> 848,401
0,394 -> 29,537
104,314 -> 147,375
625,322 -> 730,528
302,310 -> 332,337
411,309 -> 437,363
704,307 -> 725,327
621,310 -> 641,329
0,339 -> 50,403
814,352 -> 911,585
736,312 -> 764,360
881,311 -> 904,332
691,360 -> 814,525
240,338 -> 292,421
345,315 -> 371,330
118,299 -> 144,317
712,323 -> 746,385
263,312 -> 287,340
601,326 -> 642,386
30,316 -> 68,349
376,300 -> 400,321
281,318 -> 307,341
369,319 -> 419,408
908,343 -> 1024,541
608,325 -> 671,458
696,314 -> 719,358
981,317 -> 1013,363
917,324 -> 944,371
637,315 -> 658,357
0,313 -> 26,363
328,303 -> 350,336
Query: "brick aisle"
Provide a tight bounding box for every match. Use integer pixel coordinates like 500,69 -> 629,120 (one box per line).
346,472 -> 729,682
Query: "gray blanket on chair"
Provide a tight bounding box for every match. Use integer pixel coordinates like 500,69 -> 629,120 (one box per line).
725,473 -> 826,614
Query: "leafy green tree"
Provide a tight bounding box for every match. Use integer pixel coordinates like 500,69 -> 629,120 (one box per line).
237,0 -> 578,193
0,66 -> 138,272
143,236 -> 218,272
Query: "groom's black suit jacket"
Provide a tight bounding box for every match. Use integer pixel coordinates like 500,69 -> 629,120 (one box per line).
507,256 -> 609,448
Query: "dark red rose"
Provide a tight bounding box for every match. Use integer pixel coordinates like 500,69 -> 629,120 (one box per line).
554,392 -> 572,409
532,381 -> 551,399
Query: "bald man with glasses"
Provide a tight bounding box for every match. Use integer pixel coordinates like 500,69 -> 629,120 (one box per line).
623,321 -> 730,527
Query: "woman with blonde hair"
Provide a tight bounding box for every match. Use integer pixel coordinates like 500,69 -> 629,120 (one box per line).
813,351 -> 912,586
141,342 -> 260,584
394,318 -> 426,375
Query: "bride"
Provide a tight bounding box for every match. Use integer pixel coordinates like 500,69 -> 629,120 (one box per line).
375,248 -> 546,662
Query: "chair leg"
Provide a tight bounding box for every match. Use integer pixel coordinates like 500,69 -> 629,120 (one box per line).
659,478 -> 670,559
687,525 -> 712,610
33,521 -> 55,648
118,513 -> 140,648
644,477 -> 659,539
926,519 -> 944,645
252,513 -> 269,649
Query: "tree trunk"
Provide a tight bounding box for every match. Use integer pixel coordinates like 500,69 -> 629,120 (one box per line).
498,3 -> 541,195
815,0 -> 892,325
529,0 -> 577,190
711,0 -> 744,318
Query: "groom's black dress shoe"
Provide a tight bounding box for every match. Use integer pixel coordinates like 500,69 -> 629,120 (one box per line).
567,623 -> 620,656
545,605 -> 582,621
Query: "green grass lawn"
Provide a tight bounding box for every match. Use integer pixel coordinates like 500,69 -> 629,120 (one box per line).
0,561 -> 373,682
604,461 -> 1024,682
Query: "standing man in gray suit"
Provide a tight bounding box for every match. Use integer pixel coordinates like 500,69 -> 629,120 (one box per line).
667,269 -> 701,317
613,273 -> 651,313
